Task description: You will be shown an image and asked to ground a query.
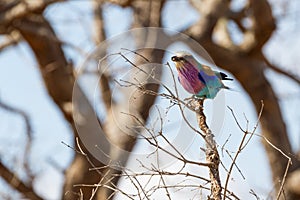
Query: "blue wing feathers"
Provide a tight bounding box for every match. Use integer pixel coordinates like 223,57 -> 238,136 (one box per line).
198,72 -> 206,84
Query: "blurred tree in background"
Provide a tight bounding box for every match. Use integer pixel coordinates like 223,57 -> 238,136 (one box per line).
0,0 -> 299,199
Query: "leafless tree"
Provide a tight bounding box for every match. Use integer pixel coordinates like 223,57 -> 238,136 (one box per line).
0,0 -> 299,199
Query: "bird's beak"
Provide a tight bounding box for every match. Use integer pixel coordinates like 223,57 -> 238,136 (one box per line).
171,56 -> 184,70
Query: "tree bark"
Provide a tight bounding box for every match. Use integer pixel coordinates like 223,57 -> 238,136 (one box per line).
15,15 -> 106,199
192,99 -> 222,200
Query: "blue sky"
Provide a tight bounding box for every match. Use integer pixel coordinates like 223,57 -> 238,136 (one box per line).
0,0 -> 299,199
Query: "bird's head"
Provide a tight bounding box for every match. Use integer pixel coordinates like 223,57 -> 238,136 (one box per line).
171,52 -> 198,70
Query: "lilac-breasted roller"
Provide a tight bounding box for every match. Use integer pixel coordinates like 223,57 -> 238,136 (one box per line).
171,52 -> 232,99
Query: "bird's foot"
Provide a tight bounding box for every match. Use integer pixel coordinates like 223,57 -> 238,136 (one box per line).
184,96 -> 205,110
184,95 -> 205,102
192,95 -> 205,100
183,96 -> 195,107
184,95 -> 205,111
184,96 -> 194,101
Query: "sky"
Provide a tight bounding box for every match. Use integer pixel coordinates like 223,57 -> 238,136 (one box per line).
0,0 -> 299,199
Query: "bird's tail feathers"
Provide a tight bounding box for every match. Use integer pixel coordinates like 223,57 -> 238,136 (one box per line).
223,86 -> 239,93
219,72 -> 233,81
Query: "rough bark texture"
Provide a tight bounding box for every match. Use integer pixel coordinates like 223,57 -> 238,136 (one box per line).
192,99 -> 222,200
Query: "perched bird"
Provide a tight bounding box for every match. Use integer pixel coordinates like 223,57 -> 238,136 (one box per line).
171,52 -> 233,99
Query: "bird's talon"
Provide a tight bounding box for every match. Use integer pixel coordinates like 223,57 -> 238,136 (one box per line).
192,95 -> 205,100
184,96 -> 194,101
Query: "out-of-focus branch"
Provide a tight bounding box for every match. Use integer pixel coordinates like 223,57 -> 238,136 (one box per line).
93,0 -> 106,45
85,1 -> 167,199
189,0 -> 275,55
0,100 -> 34,183
99,73 -> 112,110
0,163 -> 42,200
131,0 -> 166,28
0,0 -> 63,34
286,169 -> 300,198
213,18 -> 236,50
186,0 -> 229,41
212,0 -> 276,53
15,15 -> 74,121
93,0 -> 112,111
0,90 -> 41,200
247,0 -> 276,53
0,99 -> 32,138
0,31 -> 21,51
262,54 -> 300,85
227,7 -> 248,33
108,0 -> 133,7
96,2 -> 166,199
12,13 -> 108,199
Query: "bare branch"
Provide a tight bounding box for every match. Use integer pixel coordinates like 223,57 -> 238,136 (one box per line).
92,0 -> 113,111
191,99 -> 222,200
187,0 -> 229,40
254,134 -> 292,200
0,162 -> 42,200
263,55 -> 300,85
107,0 -> 133,8
228,101 -> 293,200
0,31 -> 21,51
0,99 -> 34,182
121,111 -> 211,168
0,0 -> 63,34
248,0 -> 276,52
223,103 -> 264,200
99,73 -> 112,111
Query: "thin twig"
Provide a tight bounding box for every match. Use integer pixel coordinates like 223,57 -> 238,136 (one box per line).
263,54 -> 300,85
0,99 -> 34,182
241,100 -> 264,150
121,48 -> 150,62
121,112 -> 211,167
223,103 -> 264,200
253,134 -> 292,200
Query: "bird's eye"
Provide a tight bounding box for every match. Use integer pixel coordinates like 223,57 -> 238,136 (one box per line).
171,56 -> 185,62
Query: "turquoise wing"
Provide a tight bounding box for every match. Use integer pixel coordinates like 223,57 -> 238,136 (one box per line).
195,71 -> 224,99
